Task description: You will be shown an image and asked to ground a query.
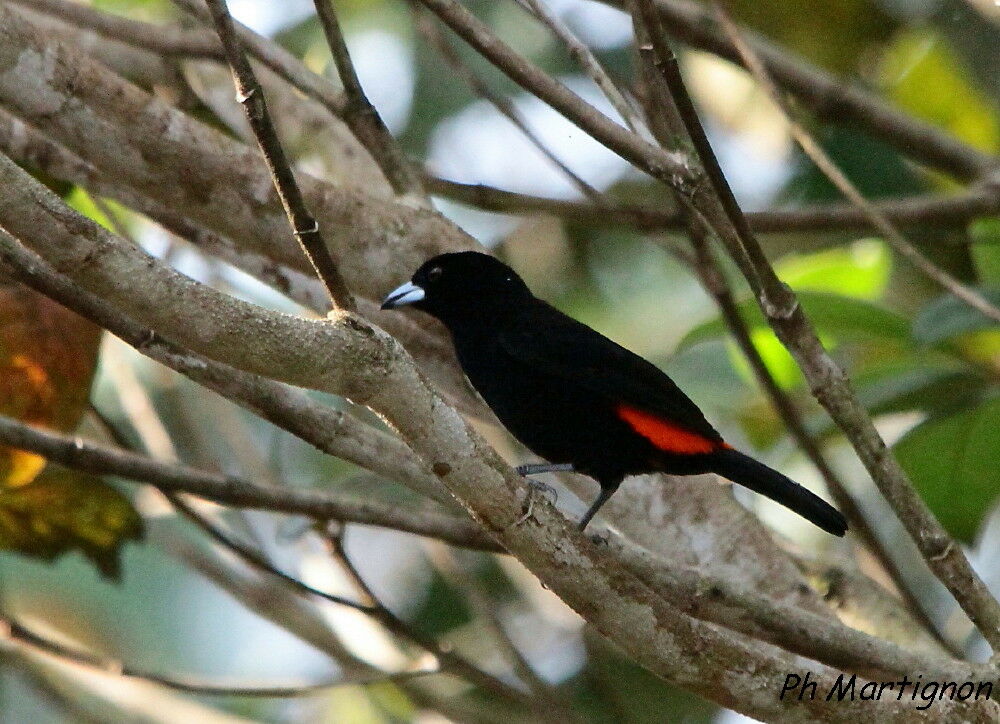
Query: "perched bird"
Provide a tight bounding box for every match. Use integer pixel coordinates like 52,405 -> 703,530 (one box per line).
382,251 -> 846,536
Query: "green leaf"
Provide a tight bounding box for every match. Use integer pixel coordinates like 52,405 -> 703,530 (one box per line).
64,187 -> 132,235
783,127 -> 925,205
0,466 -> 143,579
803,356 -> 986,439
855,365 -> 982,420
680,291 -> 911,349
970,218 -> 1000,286
880,30 -> 999,154
775,240 -> 890,300
893,398 -> 1000,542
723,0 -> 895,74
726,329 -> 802,390
912,288 -> 1000,346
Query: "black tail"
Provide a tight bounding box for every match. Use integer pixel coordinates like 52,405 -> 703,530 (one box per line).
711,448 -> 847,536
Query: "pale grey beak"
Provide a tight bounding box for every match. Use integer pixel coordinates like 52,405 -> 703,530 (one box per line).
381,281 -> 425,310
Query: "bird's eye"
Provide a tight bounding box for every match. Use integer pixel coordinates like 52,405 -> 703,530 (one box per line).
427,266 -> 443,283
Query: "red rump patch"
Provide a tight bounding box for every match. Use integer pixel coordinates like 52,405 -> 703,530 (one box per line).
615,403 -> 720,455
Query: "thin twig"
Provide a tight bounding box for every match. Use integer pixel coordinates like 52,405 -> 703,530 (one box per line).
683,233 -> 957,652
706,2 -> 994,648
414,0 -> 696,190
170,0 -> 350,117
633,0 -> 1000,653
630,4 -> 942,648
413,7 -> 599,199
0,411 -> 498,551
203,0 -> 354,310
426,543 -> 582,723
173,491 -> 378,613
95,401 -> 380,612
632,0 -> 866,560
323,528 -> 534,707
311,0 -> 425,199
4,651 -> 107,724
712,3 -> 1000,324
515,0 -> 649,138
425,175 -> 1000,234
599,0 -> 998,182
0,612 -> 438,697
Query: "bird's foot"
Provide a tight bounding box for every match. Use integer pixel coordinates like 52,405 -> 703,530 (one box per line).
515,480 -> 559,526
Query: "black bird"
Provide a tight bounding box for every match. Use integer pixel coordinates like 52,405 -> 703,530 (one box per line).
382,251 -> 846,536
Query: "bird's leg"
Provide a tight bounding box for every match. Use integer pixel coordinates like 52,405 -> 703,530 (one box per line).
578,485 -> 618,532
513,465 -> 570,525
515,463 -> 575,476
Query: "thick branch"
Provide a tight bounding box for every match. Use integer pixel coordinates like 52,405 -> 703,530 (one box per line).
0,7 -> 472,294
9,229 -> 947,670
608,537 -> 983,682
12,399 -> 984,699
0,9 -> 829,613
0,212 -> 454,510
0,107 -> 476,419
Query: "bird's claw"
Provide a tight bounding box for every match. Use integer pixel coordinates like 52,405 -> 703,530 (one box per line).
515,480 -> 559,525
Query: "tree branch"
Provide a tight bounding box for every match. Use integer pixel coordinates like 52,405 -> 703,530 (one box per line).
0,110 -> 477,421
630,1 -> 941,650
632,0 -> 1000,654
203,0 -> 355,310
311,0 -> 425,200
0,204 -> 455,510
0,56 -> 844,625
0,409 -> 495,550
414,0 -> 696,189
607,536 -> 982,682
425,543 -> 581,721
0,7 -> 472,297
601,0 -> 998,181
515,0 -> 649,138
425,175 -> 1000,234
712,2 -> 1000,323
0,612 -> 438,697
10,0 -> 222,57
413,6 -> 599,198
322,528 -> 539,711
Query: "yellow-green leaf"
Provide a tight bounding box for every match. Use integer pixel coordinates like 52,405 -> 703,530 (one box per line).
880,29 -> 999,154
0,466 -> 143,580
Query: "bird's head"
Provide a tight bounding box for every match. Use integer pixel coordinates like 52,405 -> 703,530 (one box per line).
380,251 -> 531,328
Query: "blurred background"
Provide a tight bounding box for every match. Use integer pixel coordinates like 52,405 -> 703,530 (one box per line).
1,0 -> 999,721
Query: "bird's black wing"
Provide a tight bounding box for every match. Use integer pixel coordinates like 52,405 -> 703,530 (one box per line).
498,299 -> 722,443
